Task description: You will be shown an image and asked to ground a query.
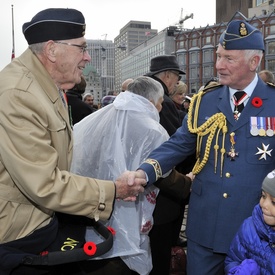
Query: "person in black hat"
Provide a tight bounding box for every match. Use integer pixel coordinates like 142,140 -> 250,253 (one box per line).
0,8 -> 146,274
123,19 -> 275,275
146,55 -> 185,136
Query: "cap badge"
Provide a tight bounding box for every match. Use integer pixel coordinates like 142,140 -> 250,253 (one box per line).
239,22 -> 248,37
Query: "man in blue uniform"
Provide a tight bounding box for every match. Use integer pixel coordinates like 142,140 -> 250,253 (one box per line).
136,20 -> 275,274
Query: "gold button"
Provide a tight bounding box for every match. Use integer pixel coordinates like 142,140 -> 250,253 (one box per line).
225,173 -> 231,178
223,193 -> 228,198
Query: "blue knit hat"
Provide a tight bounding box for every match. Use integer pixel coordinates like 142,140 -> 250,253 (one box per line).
219,20 -> 265,51
262,170 -> 275,197
23,8 -> 86,45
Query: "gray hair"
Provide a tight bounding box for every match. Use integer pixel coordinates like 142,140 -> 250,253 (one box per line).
127,76 -> 164,105
29,42 -> 46,55
244,49 -> 263,69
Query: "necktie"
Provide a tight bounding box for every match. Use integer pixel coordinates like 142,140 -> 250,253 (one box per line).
233,91 -> 247,120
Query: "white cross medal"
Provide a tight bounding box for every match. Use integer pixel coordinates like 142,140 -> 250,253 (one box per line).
255,143 -> 273,160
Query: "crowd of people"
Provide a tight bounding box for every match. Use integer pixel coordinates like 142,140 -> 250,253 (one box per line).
1,7 -> 275,275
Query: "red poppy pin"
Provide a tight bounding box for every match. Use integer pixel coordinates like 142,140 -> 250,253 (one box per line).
251,97 -> 262,108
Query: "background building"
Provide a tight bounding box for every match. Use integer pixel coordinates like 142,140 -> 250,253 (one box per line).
114,21 -> 157,91
216,0 -> 251,23
175,11 -> 275,92
120,27 -> 180,80
84,39 -> 115,105
84,1 -> 275,99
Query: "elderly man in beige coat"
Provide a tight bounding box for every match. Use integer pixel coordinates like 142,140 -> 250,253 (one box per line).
0,8 -> 145,274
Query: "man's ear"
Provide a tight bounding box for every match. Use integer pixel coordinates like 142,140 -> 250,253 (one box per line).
250,55 -> 260,71
44,40 -> 57,62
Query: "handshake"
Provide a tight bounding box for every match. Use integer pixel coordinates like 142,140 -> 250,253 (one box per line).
114,170 -> 147,201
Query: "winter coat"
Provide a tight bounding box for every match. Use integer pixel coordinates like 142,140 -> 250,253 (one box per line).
225,203 -> 275,274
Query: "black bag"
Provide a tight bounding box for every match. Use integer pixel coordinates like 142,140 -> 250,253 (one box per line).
0,213 -> 114,274
170,246 -> 187,275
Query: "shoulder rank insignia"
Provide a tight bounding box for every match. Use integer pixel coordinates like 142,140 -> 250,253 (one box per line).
202,81 -> 223,93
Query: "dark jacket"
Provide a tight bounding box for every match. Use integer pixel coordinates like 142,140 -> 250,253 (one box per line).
66,90 -> 93,125
151,76 -> 181,136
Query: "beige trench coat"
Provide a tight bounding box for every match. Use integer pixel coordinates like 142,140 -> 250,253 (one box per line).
0,49 -> 115,243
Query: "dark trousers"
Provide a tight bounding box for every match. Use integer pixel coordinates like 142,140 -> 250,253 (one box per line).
149,215 -> 183,275
186,239 -> 226,275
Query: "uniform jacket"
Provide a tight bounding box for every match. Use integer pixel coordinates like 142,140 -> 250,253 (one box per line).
139,78 -> 275,252
225,204 -> 275,274
0,49 -> 115,244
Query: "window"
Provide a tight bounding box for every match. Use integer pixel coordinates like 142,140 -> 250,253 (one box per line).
267,41 -> 275,54
267,59 -> 275,72
257,0 -> 268,5
203,50 -> 213,62
270,25 -> 275,35
191,39 -> 197,47
190,51 -> 198,64
178,54 -> 186,66
204,36 -> 211,44
190,67 -> 199,79
203,65 -> 212,79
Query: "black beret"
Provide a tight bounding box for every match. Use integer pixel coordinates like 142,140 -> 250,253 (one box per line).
219,20 -> 265,51
22,8 -> 86,45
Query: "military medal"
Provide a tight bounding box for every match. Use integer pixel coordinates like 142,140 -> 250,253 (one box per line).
227,132 -> 239,160
250,117 -> 259,136
258,117 -> 266,136
255,143 -> 273,160
266,117 -> 274,137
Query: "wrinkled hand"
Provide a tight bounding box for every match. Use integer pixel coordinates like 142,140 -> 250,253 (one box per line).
115,170 -> 147,201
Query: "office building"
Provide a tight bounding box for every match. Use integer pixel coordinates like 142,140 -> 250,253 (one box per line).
114,21 -> 158,91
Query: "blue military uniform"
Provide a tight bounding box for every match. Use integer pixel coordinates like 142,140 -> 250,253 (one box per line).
139,20 -> 275,275
140,77 -> 275,245
140,79 -> 275,272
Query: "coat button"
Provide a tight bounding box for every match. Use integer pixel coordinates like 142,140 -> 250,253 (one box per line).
225,172 -> 231,178
223,193 -> 228,198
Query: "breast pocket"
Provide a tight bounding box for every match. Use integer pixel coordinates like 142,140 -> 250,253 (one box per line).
48,118 -> 73,160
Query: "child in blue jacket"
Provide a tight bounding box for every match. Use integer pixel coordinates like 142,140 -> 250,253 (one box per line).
225,170 -> 275,274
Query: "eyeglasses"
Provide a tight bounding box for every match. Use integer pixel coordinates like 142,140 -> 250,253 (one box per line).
170,71 -> 182,81
54,41 -> 88,54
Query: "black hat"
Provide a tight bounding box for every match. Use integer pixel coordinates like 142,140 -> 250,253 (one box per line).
146,55 -> 185,76
23,8 -> 86,45
219,20 -> 265,51
262,170 -> 275,197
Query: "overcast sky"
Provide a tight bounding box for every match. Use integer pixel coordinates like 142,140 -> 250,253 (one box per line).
0,0 -> 216,70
